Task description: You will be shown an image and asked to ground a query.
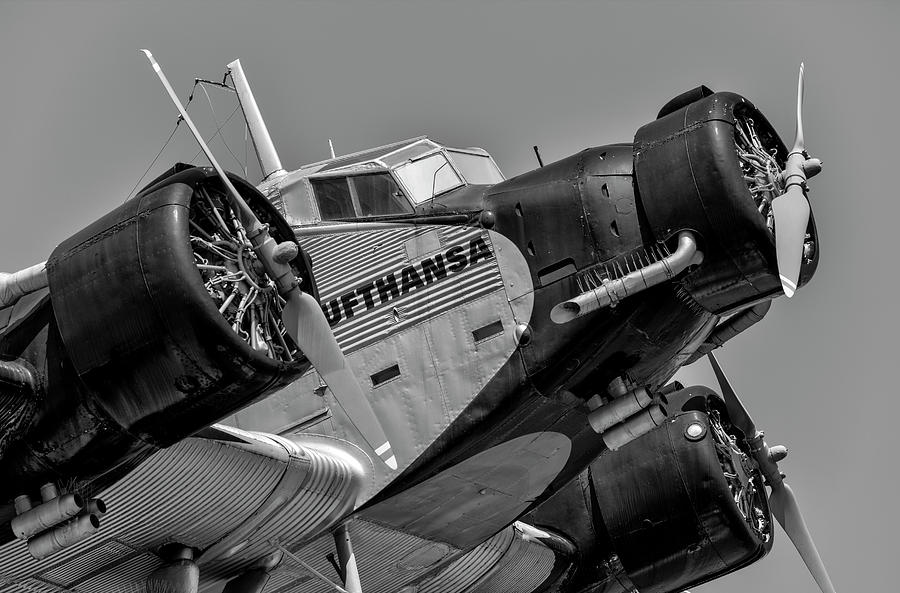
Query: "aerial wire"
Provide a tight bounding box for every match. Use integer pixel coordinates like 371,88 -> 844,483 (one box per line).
126,79 -> 241,202
198,83 -> 245,171
125,117 -> 183,202
188,104 -> 242,165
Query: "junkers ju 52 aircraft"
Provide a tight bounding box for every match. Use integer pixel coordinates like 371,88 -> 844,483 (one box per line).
0,51 -> 835,593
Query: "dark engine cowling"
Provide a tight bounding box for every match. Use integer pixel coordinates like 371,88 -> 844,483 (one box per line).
526,387 -> 772,593
634,89 -> 818,312
0,165 -> 308,504
587,387 -> 771,593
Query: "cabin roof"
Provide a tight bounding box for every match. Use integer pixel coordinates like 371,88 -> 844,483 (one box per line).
301,136 -> 431,174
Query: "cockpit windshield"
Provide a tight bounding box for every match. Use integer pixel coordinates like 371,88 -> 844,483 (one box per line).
446,150 -> 504,185
393,153 -> 464,204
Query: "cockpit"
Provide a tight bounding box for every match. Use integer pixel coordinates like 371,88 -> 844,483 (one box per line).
269,137 -> 504,225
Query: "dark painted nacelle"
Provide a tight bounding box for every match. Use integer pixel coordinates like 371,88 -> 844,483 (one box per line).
635,88 -> 818,312
484,88 -> 818,320
0,166 -> 307,507
525,387 -> 772,593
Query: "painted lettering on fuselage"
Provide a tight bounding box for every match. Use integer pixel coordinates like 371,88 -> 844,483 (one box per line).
322,238 -> 493,327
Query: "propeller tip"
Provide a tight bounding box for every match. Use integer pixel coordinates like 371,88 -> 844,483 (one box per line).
780,275 -> 797,298
385,455 -> 398,470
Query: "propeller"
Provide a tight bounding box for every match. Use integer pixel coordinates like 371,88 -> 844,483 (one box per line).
141,50 -> 396,470
772,63 -> 821,297
707,353 -> 837,593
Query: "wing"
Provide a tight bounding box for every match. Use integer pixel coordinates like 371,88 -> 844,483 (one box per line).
0,425 -> 367,593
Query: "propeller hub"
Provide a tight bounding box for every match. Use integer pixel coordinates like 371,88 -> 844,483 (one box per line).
768,444 -> 789,463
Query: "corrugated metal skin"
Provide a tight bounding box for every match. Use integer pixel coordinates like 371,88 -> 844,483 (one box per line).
247,520 -> 460,593
258,569 -> 309,593
406,526 -> 557,593
40,541 -> 134,587
0,433 -> 358,593
255,524 -> 554,593
415,528 -> 514,593
72,554 -> 161,593
0,579 -> 63,593
303,226 -> 502,353
469,534 -> 555,593
0,437 -> 283,588
199,445 -> 360,584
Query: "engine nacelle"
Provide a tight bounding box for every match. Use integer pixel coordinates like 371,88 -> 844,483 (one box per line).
525,387 -> 772,593
0,165 -> 309,502
634,88 -> 819,312
586,387 -> 772,593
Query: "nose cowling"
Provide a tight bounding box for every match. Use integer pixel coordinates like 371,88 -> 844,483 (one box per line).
485,88 -> 818,321
633,89 -> 819,313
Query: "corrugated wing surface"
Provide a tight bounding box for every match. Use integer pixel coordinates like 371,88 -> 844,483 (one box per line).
416,528 -> 514,593
469,532 -> 555,593
0,432 -> 358,593
246,520 -> 460,593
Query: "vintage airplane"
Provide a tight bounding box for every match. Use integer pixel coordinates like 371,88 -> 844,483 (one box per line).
0,52 -> 835,593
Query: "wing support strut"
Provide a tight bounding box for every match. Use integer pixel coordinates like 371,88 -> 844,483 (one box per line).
333,524 -> 363,593
270,540 -> 353,593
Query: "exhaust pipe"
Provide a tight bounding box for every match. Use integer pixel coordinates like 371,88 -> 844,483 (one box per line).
603,405 -> 668,451
551,232 -> 703,324
85,498 -> 108,518
11,493 -> 84,540
588,387 -> 652,434
26,514 -> 100,560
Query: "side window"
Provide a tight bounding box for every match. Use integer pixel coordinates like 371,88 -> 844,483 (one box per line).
353,175 -> 412,216
311,178 -> 355,220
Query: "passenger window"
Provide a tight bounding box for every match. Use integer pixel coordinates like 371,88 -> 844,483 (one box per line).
312,174 -> 412,220
353,175 -> 412,217
311,178 -> 355,220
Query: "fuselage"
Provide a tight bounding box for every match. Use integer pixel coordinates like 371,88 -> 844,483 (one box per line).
229,87 -> 815,554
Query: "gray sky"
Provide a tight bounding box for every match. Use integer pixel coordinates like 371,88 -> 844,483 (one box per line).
1,1 -> 894,591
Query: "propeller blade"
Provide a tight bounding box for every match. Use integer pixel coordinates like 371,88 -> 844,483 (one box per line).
772,63 -> 812,298
707,353 -> 756,437
772,185 -> 811,297
142,50 -> 396,470
707,351 -> 837,593
282,291 -> 397,470
768,482 -> 837,593
795,62 -> 806,153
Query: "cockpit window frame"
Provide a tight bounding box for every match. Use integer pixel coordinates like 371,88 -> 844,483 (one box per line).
445,148 -> 505,184
308,169 -> 414,221
391,149 -> 467,204
297,138 -> 504,223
